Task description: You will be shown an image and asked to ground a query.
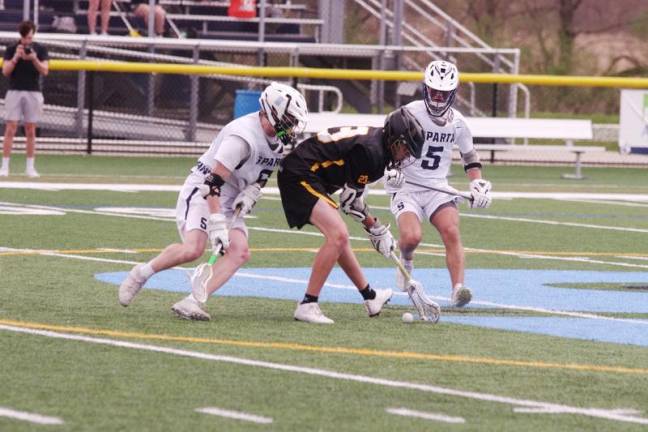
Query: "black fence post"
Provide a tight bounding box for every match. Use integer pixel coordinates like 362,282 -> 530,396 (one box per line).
86,71 -> 95,154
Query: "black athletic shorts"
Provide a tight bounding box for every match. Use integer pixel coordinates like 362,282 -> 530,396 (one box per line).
277,159 -> 339,229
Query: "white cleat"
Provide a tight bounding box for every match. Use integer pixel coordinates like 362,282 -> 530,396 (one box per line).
0,167 -> 8,177
452,284 -> 472,307
364,288 -> 393,317
118,264 -> 147,306
25,168 -> 40,178
171,296 -> 211,321
294,302 -> 334,324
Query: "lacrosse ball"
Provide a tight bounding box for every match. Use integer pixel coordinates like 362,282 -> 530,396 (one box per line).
402,312 -> 414,323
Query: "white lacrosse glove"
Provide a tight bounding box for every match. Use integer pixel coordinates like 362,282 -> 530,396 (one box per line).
469,179 -> 492,209
383,168 -> 405,189
233,183 -> 262,216
207,213 -> 229,254
364,220 -> 396,258
339,185 -> 368,223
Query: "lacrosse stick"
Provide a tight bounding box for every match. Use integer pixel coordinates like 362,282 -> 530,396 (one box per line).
113,0 -> 141,37
390,251 -> 441,323
191,207 -> 242,303
405,179 -> 473,203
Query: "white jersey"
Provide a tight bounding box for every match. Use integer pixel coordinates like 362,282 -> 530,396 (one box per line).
385,100 -> 474,193
190,111 -> 282,195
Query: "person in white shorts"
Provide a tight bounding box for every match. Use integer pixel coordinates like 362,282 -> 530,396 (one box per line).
1,20 -> 49,178
118,82 -> 308,320
385,60 -> 493,307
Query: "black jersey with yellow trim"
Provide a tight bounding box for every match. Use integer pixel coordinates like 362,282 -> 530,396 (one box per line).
283,126 -> 389,193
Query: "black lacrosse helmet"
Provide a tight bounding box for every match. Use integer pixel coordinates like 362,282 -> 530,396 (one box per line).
383,107 -> 425,166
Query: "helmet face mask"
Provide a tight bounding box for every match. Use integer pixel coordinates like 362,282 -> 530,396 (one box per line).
259,82 -> 308,154
423,60 -> 459,117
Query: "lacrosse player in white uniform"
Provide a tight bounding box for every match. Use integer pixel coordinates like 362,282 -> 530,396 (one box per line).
385,60 -> 492,307
118,82 -> 308,320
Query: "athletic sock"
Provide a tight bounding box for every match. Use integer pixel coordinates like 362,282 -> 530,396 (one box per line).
26,158 -> 35,171
140,263 -> 155,279
402,258 -> 413,274
359,284 -> 376,300
1,157 -> 9,170
301,294 -> 319,304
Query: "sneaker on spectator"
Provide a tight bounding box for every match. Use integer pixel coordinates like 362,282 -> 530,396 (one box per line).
25,168 -> 40,178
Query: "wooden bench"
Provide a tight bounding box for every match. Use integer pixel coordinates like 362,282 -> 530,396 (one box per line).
304,113 -> 601,179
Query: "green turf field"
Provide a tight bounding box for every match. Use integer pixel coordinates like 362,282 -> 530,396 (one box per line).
1,155 -> 648,431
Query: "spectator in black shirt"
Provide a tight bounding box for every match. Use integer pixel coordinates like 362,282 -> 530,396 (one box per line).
1,21 -> 49,178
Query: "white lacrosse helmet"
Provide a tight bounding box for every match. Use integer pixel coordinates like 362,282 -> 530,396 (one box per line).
423,60 -> 459,117
259,82 -> 308,154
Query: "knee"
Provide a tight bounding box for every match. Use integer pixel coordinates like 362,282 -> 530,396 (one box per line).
328,228 -> 349,250
440,225 -> 461,245
24,125 -> 36,138
183,243 -> 205,262
228,243 -> 250,266
4,122 -> 17,134
399,230 -> 421,250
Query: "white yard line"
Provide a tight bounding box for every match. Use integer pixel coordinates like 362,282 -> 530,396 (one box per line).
195,407 -> 273,424
1,324 -> 647,426
0,406 -> 63,425
386,407 -> 465,424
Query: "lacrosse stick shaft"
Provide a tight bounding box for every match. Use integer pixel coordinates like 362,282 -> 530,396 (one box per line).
390,251 -> 412,282
404,180 -> 473,202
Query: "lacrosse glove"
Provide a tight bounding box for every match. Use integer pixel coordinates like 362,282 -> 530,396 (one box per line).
469,179 -> 493,209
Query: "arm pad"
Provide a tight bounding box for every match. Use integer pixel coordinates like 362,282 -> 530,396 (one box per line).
203,173 -> 226,197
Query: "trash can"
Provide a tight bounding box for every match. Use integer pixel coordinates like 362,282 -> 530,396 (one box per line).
233,89 -> 262,119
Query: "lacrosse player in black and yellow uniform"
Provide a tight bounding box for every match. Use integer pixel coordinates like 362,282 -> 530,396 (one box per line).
278,107 -> 425,324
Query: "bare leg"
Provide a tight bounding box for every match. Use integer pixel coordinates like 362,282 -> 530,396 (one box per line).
3,121 -> 17,158
87,0 -> 99,33
203,228 -> 250,296
149,229 -> 207,272
430,205 -> 464,287
154,6 -> 166,35
397,211 -> 422,260
23,123 -> 37,159
336,239 -> 368,291
306,199 -> 349,297
100,0 -> 111,33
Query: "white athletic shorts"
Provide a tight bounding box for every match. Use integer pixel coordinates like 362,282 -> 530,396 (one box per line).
175,174 -> 248,242
390,188 -> 459,223
4,90 -> 44,123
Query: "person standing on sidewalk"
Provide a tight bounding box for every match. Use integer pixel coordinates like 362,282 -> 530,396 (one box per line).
1,20 -> 49,178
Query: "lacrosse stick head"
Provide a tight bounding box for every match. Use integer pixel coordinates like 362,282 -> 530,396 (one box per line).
190,263 -> 213,303
407,280 -> 441,324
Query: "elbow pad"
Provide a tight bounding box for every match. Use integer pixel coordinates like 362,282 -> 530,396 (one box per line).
204,173 -> 226,197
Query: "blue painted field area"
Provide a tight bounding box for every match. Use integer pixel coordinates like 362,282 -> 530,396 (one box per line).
98,268 -> 648,347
